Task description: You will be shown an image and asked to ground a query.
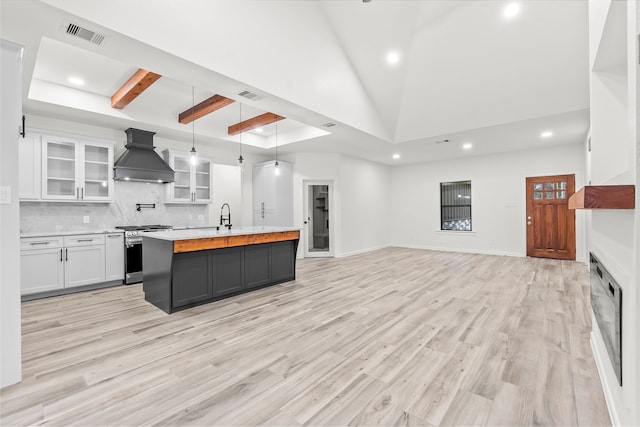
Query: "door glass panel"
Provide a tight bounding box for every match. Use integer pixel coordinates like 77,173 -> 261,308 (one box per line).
557,191 -> 567,199
174,171 -> 190,188
84,181 -> 109,198
83,145 -> 109,198
544,182 -> 555,190
196,173 -> 209,187
534,191 -> 543,200
84,163 -> 108,181
85,145 -> 108,163
47,179 -> 75,196
309,185 -> 330,252
174,187 -> 191,200
48,142 -> 75,159
557,181 -> 567,190
545,191 -> 555,199
174,157 -> 189,172
46,141 -> 76,197
195,188 -> 210,200
47,158 -> 75,179
534,183 -> 543,191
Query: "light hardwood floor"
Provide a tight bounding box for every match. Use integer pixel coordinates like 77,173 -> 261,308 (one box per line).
1,248 -> 611,426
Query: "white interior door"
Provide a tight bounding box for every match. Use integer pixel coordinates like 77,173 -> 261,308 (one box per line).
303,180 -> 334,258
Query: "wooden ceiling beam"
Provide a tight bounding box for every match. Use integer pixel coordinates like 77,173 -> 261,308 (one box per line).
228,112 -> 285,135
178,94 -> 235,124
111,69 -> 161,109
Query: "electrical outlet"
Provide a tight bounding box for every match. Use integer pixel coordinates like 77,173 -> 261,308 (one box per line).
83,216 -> 90,224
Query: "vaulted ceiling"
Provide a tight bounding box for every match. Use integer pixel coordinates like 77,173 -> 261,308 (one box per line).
0,0 -> 589,165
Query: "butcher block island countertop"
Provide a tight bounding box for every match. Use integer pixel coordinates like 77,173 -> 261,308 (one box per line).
142,227 -> 300,313
145,226 -> 300,253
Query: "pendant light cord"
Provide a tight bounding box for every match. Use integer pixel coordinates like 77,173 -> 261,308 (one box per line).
191,86 -> 195,152
239,104 -> 243,160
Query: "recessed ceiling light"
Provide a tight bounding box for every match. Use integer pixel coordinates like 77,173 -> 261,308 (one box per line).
386,51 -> 400,65
67,76 -> 85,86
541,131 -> 553,138
462,142 -> 473,150
503,3 -> 520,18
392,153 -> 400,159
255,127 -> 263,133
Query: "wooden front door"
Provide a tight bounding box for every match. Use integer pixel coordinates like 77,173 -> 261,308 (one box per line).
526,174 -> 575,260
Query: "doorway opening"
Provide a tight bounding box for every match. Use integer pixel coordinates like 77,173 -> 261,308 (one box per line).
304,181 -> 333,257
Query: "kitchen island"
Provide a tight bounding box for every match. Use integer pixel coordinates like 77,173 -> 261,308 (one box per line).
142,226 -> 300,313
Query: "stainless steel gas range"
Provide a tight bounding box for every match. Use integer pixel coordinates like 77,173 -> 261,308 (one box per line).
115,225 -> 172,284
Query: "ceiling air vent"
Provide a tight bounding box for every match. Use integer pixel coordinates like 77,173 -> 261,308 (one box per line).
64,22 -> 106,45
238,90 -> 262,101
322,122 -> 336,128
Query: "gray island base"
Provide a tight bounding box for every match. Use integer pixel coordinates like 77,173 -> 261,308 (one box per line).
142,227 -> 300,313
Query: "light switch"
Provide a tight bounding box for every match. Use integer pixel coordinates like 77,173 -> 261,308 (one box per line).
0,186 -> 12,205
83,216 -> 90,224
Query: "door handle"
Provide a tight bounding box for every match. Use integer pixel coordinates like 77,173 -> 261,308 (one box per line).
65,248 -> 68,261
81,187 -> 84,200
60,248 -> 63,262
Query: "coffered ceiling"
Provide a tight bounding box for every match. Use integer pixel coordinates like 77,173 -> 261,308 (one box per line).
0,0 -> 589,164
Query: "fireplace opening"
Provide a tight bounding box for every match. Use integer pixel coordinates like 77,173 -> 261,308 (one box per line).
590,252 -> 622,385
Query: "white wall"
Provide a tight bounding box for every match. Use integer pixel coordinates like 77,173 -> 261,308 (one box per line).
1,40 -> 23,387
210,164 -> 242,227
391,144 -> 586,260
339,156 -> 391,257
587,1 -> 639,424
289,153 -> 391,258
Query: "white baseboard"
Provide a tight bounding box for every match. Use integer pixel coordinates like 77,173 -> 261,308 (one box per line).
391,243 -> 522,258
337,244 -> 391,258
590,329 -> 620,426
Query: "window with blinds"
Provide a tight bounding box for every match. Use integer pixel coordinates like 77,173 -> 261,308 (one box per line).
440,180 -> 472,231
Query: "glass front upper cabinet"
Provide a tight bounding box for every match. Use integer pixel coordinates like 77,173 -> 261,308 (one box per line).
163,149 -> 212,204
41,135 -> 114,201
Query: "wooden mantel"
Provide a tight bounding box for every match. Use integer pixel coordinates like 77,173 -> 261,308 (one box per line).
568,185 -> 635,209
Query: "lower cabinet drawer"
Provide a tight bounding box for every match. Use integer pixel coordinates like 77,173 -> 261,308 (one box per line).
20,236 -> 63,250
64,234 -> 105,247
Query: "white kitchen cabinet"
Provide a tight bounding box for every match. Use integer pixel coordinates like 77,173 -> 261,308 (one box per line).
41,134 -> 114,202
105,233 -> 124,282
18,132 -> 42,200
253,160 -> 293,226
20,236 -> 64,294
63,234 -> 106,288
163,149 -> 212,204
20,233 -> 111,295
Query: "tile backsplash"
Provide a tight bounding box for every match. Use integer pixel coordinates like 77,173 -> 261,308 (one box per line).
20,181 -> 209,233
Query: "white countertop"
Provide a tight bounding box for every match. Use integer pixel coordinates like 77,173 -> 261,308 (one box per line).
143,226 -> 300,242
21,229 -> 124,238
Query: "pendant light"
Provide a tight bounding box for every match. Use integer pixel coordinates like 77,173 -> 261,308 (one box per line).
237,103 -> 244,171
190,86 -> 197,166
274,120 -> 280,176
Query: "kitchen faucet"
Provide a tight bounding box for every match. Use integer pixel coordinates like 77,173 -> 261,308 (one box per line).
220,203 -> 232,229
